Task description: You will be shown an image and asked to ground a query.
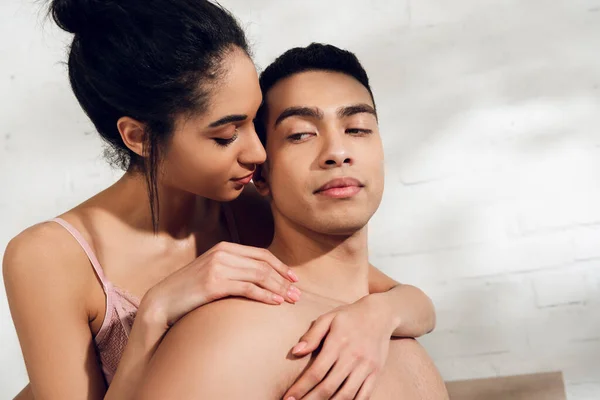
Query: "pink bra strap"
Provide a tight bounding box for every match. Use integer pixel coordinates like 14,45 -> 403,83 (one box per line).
51,218 -> 110,291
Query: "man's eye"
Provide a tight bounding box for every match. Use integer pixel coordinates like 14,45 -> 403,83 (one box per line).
346,128 -> 372,135
287,132 -> 314,142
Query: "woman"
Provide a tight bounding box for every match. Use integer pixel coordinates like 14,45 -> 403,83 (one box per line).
3,0 -> 436,399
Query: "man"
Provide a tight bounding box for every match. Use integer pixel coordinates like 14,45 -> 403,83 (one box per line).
137,43 -> 448,400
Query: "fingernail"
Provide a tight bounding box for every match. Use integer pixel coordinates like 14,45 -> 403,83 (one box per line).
273,294 -> 285,304
288,290 -> 301,302
286,397 -> 296,400
290,285 -> 302,295
292,342 -> 307,354
288,270 -> 299,282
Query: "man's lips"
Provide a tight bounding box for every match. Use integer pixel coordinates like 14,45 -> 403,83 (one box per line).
314,177 -> 364,198
232,172 -> 254,185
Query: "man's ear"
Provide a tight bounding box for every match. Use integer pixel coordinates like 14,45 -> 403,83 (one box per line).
252,163 -> 271,197
117,116 -> 147,157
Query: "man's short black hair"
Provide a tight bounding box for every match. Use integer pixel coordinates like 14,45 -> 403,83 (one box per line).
255,43 -> 375,144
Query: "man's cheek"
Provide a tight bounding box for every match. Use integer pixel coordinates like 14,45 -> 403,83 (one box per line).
271,170 -> 296,199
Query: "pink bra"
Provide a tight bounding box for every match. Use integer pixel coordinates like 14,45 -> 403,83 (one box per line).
51,205 -> 239,385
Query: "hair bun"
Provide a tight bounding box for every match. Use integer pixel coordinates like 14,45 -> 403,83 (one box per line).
49,0 -> 110,35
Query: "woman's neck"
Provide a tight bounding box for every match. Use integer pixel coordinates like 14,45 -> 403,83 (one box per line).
103,172 -> 221,239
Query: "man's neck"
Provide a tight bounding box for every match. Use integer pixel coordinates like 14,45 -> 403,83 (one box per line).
268,214 -> 370,304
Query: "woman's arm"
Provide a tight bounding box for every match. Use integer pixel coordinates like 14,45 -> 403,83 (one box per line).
103,303 -> 169,399
3,225 -> 108,400
3,225 -> 180,400
107,241 -> 300,398
5,223 -> 299,400
368,263 -> 436,337
283,267 -> 437,400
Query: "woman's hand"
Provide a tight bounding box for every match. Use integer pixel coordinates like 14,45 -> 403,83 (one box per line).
140,241 -> 301,328
284,294 -> 397,400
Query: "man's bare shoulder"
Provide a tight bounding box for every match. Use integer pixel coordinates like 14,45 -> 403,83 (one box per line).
178,296 -> 303,342
138,298 -> 310,400
374,338 -> 449,399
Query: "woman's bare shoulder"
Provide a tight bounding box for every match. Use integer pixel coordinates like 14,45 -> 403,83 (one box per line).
5,221 -> 74,264
3,218 -> 94,298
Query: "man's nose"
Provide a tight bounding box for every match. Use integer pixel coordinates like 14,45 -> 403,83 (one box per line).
318,132 -> 353,169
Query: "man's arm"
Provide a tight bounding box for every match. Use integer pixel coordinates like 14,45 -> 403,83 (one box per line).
368,263 -> 436,337
135,298 -> 297,400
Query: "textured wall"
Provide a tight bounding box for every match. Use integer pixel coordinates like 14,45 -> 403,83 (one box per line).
1,0 -> 599,398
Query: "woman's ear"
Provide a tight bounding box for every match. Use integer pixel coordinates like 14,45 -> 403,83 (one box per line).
252,163 -> 271,197
117,116 -> 147,157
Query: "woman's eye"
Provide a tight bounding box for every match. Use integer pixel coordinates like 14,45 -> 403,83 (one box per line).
346,128 -> 372,135
213,129 -> 239,147
287,132 -> 314,142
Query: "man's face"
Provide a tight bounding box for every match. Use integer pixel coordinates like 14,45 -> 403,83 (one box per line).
261,70 -> 384,236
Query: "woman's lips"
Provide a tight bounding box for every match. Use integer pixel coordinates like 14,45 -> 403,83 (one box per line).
232,173 -> 253,185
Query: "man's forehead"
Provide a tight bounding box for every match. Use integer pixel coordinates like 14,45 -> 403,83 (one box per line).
266,72 -> 373,116
267,71 -> 370,99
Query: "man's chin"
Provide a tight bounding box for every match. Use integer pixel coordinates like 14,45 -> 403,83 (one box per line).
313,220 -> 370,236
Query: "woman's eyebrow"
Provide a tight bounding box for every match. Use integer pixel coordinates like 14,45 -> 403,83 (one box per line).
208,114 -> 248,128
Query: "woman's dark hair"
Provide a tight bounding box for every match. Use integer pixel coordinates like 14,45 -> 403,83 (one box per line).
49,0 -> 249,230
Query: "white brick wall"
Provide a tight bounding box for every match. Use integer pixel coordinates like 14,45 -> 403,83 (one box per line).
1,0 -> 599,398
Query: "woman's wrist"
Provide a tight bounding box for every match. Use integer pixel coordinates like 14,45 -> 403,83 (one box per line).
136,292 -> 170,342
362,291 -> 401,337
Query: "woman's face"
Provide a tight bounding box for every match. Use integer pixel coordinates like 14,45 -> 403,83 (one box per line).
159,48 -> 266,201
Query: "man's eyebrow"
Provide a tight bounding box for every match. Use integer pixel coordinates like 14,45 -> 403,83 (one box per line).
207,114 -> 248,128
337,103 -> 378,120
274,107 -> 324,127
